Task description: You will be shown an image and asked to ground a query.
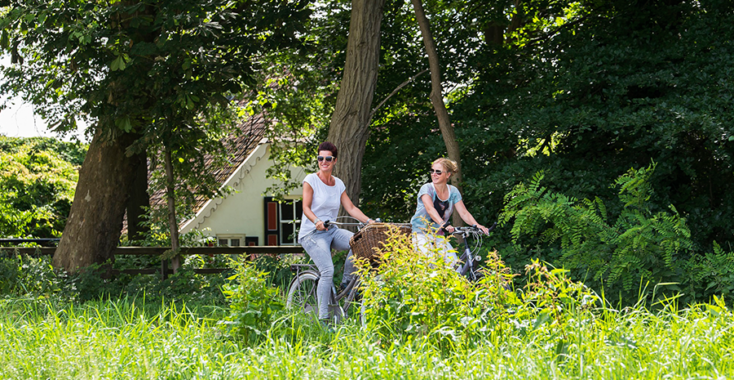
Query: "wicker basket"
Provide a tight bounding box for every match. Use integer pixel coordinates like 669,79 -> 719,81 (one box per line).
349,223 -> 412,261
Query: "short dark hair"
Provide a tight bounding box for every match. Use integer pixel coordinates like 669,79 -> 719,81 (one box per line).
318,142 -> 338,158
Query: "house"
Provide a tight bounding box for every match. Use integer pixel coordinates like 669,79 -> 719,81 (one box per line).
155,115 -> 307,246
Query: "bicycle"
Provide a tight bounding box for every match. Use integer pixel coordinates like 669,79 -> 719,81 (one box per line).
450,222 -> 497,281
285,217 -> 368,324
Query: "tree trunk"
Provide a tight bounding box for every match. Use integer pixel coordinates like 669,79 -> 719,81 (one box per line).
125,151 -> 150,241
411,0 -> 462,189
327,0 -> 386,207
411,0 -> 463,226
163,147 -> 181,273
53,131 -> 141,274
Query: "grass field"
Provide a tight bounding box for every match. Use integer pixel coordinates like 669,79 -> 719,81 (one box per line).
1,295 -> 732,379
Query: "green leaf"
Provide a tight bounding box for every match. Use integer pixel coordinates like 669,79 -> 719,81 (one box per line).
532,309 -> 552,330
110,56 -> 125,71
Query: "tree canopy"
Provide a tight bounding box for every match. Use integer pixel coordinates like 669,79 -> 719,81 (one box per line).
1,0 -> 312,272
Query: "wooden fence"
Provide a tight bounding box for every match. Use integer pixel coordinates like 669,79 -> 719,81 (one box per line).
0,244 -> 305,279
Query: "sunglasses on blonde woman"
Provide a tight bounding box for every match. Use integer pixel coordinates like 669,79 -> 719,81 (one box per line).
430,169 -> 443,175
317,156 -> 335,162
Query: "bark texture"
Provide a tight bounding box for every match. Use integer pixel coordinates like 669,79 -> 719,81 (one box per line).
53,131 -> 142,274
411,0 -> 463,189
327,0 -> 386,206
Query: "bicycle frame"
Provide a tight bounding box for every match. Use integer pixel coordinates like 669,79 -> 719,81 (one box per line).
452,223 -> 496,281
286,216 -> 369,321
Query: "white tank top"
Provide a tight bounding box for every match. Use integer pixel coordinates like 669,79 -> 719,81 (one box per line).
297,173 -> 345,241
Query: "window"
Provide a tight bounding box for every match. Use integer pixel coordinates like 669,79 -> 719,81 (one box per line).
217,235 -> 245,247
279,200 -> 302,245
264,197 -> 302,246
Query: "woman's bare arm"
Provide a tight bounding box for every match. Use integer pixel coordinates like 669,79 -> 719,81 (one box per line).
302,182 -> 326,231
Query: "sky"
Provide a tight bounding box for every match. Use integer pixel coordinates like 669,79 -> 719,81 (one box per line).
0,55 -> 87,141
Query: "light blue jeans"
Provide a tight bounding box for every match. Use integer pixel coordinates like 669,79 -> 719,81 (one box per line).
299,226 -> 356,320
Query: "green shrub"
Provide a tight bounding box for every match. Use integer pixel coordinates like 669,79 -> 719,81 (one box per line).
0,253 -> 62,298
500,163 -> 734,305
68,259 -> 230,306
358,228 -> 519,351
0,136 -> 85,238
686,243 -> 734,302
223,259 -> 285,343
356,227 -> 605,353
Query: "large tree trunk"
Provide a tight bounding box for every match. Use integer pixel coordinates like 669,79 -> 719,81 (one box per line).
125,151 -> 150,241
327,0 -> 386,206
53,131 -> 142,274
411,0 -> 462,189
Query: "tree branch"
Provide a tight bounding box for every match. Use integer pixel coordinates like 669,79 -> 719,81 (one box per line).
369,68 -> 429,122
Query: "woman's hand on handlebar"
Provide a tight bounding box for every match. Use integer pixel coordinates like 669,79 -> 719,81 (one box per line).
476,224 -> 489,235
315,220 -> 327,231
441,220 -> 455,234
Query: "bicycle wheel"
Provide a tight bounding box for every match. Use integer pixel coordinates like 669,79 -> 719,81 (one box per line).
286,271 -> 344,322
286,271 -> 320,317
469,269 -> 483,282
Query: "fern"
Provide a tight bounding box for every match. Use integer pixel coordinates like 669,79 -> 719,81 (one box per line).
500,162 -> 699,304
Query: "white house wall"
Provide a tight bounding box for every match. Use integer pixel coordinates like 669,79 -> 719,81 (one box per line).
179,143 -> 305,244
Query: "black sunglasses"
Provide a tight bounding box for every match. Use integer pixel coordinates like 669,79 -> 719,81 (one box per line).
430,169 -> 443,175
317,156 -> 335,162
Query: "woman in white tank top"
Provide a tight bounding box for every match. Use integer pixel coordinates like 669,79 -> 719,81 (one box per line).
298,142 -> 374,323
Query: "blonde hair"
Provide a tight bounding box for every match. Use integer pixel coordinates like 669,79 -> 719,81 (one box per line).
433,158 -> 458,174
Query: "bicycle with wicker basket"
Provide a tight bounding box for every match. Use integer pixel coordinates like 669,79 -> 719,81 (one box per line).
285,217 -> 411,324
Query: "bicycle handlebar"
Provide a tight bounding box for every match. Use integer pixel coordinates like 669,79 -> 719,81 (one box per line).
452,222 -> 497,236
323,218 -> 382,228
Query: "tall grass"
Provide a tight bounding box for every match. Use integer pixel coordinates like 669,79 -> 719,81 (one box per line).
1,295 -> 733,379
2,235 -> 733,378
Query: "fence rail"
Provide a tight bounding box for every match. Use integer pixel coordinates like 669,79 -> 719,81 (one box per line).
0,245 -> 305,279
0,245 -> 304,256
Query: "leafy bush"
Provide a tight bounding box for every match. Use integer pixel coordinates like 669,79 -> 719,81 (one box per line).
358,228 -> 518,350
357,228 -> 603,352
223,259 -> 285,343
500,163 -> 734,305
686,243 -> 734,302
0,253 -> 62,298
69,258 -> 230,306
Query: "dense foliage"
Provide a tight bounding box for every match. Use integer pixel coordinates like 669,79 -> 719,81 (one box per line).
1,0 -> 314,269
252,0 -> 734,303
358,0 -> 734,242
3,0 -> 734,303
0,136 -> 86,238
356,0 -> 734,304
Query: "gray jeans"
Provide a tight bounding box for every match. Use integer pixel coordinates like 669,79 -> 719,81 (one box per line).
299,226 -> 356,320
